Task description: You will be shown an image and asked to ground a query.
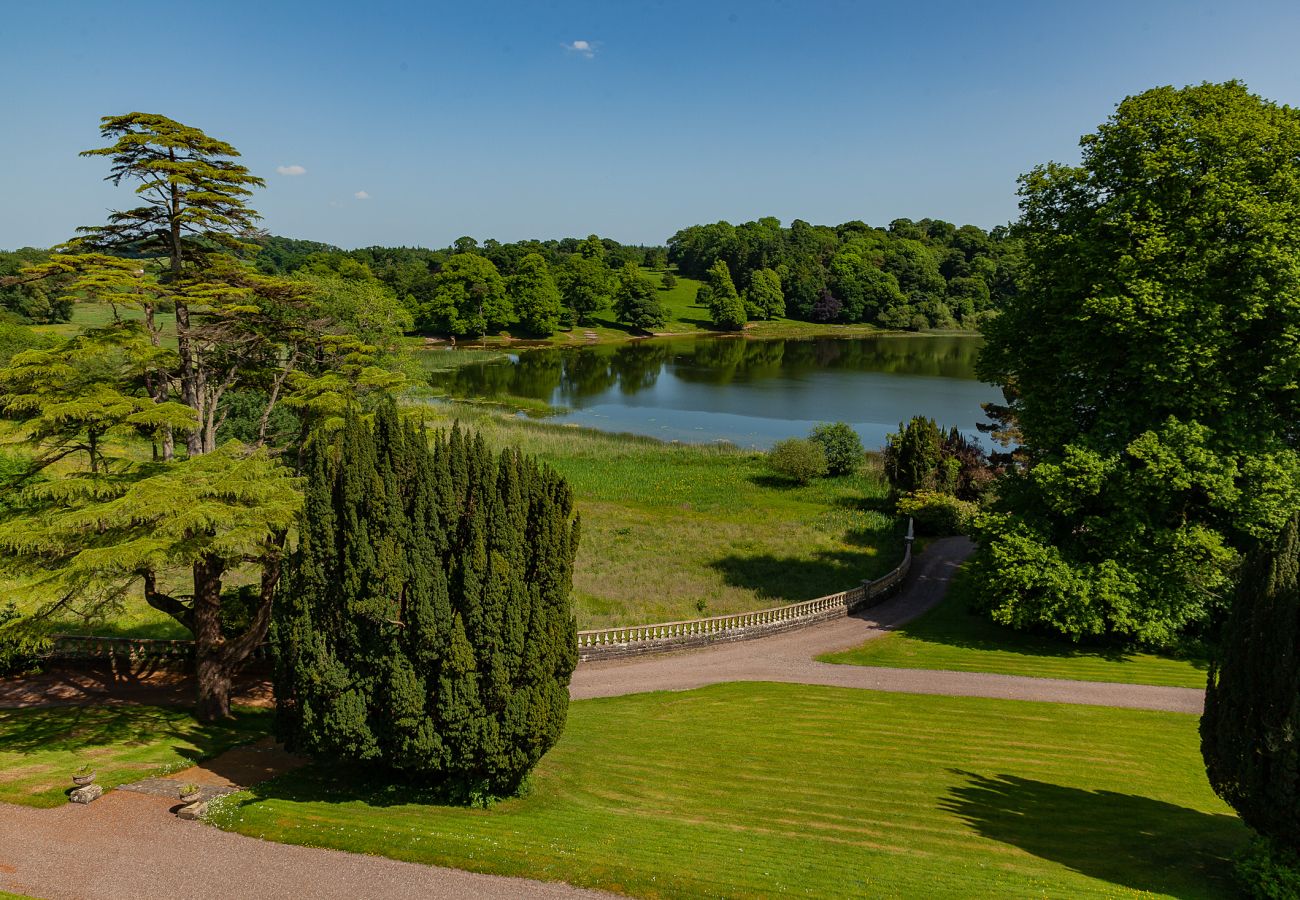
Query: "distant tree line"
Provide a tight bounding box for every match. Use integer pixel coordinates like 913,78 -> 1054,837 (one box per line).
668,216 -> 1021,331
252,233 -> 667,338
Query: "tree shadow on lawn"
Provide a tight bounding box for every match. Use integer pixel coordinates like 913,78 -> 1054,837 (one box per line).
220,762 -> 500,812
709,548 -> 896,602
0,705 -> 269,758
895,576 -> 1213,671
942,771 -> 1246,898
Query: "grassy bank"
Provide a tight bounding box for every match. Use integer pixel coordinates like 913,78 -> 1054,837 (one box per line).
0,706 -> 271,807
820,569 -> 1209,688
209,682 -> 1244,899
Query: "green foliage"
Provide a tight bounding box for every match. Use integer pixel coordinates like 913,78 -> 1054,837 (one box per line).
883,416 -> 944,492
660,272 -> 678,291
0,319 -> 56,365
1234,837 -> 1300,900
0,602 -> 50,676
668,216 -> 1017,329
555,253 -> 610,326
508,253 -> 562,336
421,253 -> 511,336
611,262 -> 667,331
704,260 -> 746,330
744,267 -> 785,320
808,421 -> 863,476
897,490 -> 977,536
766,438 -> 827,484
273,404 -> 580,797
1202,512 -> 1300,853
0,249 -> 72,323
974,81 -> 1300,643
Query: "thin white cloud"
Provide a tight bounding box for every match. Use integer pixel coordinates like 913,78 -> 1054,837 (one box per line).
276,164 -> 307,176
354,190 -> 371,200
563,39 -> 597,58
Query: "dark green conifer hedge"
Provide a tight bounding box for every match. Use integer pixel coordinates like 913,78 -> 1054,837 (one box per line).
1202,512 -> 1300,858
272,402 -> 579,798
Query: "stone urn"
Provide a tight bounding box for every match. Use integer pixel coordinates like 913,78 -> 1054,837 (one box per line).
179,784 -> 202,805
72,769 -> 96,787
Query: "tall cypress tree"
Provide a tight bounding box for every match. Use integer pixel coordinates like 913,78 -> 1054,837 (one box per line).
1202,512 -> 1300,852
273,403 -> 579,797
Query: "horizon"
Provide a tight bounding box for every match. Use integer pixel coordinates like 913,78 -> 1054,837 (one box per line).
4,0 -> 1300,250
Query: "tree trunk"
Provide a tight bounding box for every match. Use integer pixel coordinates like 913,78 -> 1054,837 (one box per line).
192,554 -> 229,721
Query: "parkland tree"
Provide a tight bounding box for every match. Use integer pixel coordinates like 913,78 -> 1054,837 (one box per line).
969,82 -> 1300,644
0,113 -> 402,719
273,404 -> 580,797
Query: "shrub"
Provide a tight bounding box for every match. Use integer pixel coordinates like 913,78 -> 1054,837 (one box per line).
1235,837 -> 1300,900
897,490 -> 977,536
0,603 -> 49,677
809,422 -> 864,476
768,438 -> 827,484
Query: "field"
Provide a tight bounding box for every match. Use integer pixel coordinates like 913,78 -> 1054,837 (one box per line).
820,570 -> 1210,688
0,706 -> 271,808
209,682 -> 1245,899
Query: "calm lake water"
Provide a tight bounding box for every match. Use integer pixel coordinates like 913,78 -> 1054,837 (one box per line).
430,334 -> 1001,449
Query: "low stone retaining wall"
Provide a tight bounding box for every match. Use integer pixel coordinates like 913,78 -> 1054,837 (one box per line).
577,519 -> 915,661
46,635 -> 271,663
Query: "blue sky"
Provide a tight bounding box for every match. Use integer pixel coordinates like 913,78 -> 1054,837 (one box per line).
4,0 -> 1299,250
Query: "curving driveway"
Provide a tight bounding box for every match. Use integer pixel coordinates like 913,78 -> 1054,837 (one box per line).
572,537 -> 1205,714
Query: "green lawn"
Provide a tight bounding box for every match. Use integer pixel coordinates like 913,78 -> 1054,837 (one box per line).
821,569 -> 1210,688
209,682 -> 1245,899
0,706 -> 271,808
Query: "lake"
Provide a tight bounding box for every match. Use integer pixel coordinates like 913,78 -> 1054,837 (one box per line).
428,334 -> 1001,449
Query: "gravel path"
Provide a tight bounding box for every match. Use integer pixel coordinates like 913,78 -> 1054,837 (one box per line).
571,537 -> 1206,714
0,791 -> 612,900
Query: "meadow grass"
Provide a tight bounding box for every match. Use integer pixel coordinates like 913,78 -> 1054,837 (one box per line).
413,404 -> 904,627
208,682 -> 1245,899
0,706 -> 271,808
820,568 -> 1210,688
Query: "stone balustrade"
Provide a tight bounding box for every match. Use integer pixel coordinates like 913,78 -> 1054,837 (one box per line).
577,518 -> 915,661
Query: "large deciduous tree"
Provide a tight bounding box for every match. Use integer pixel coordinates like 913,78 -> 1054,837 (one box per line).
1201,512 -> 1300,860
272,404 -> 579,798
422,253 -> 510,337
508,253 -> 562,336
969,81 -> 1300,645
611,262 -> 667,331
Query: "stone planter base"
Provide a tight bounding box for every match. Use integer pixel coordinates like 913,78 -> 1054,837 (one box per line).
177,801 -> 207,820
70,784 -> 103,804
